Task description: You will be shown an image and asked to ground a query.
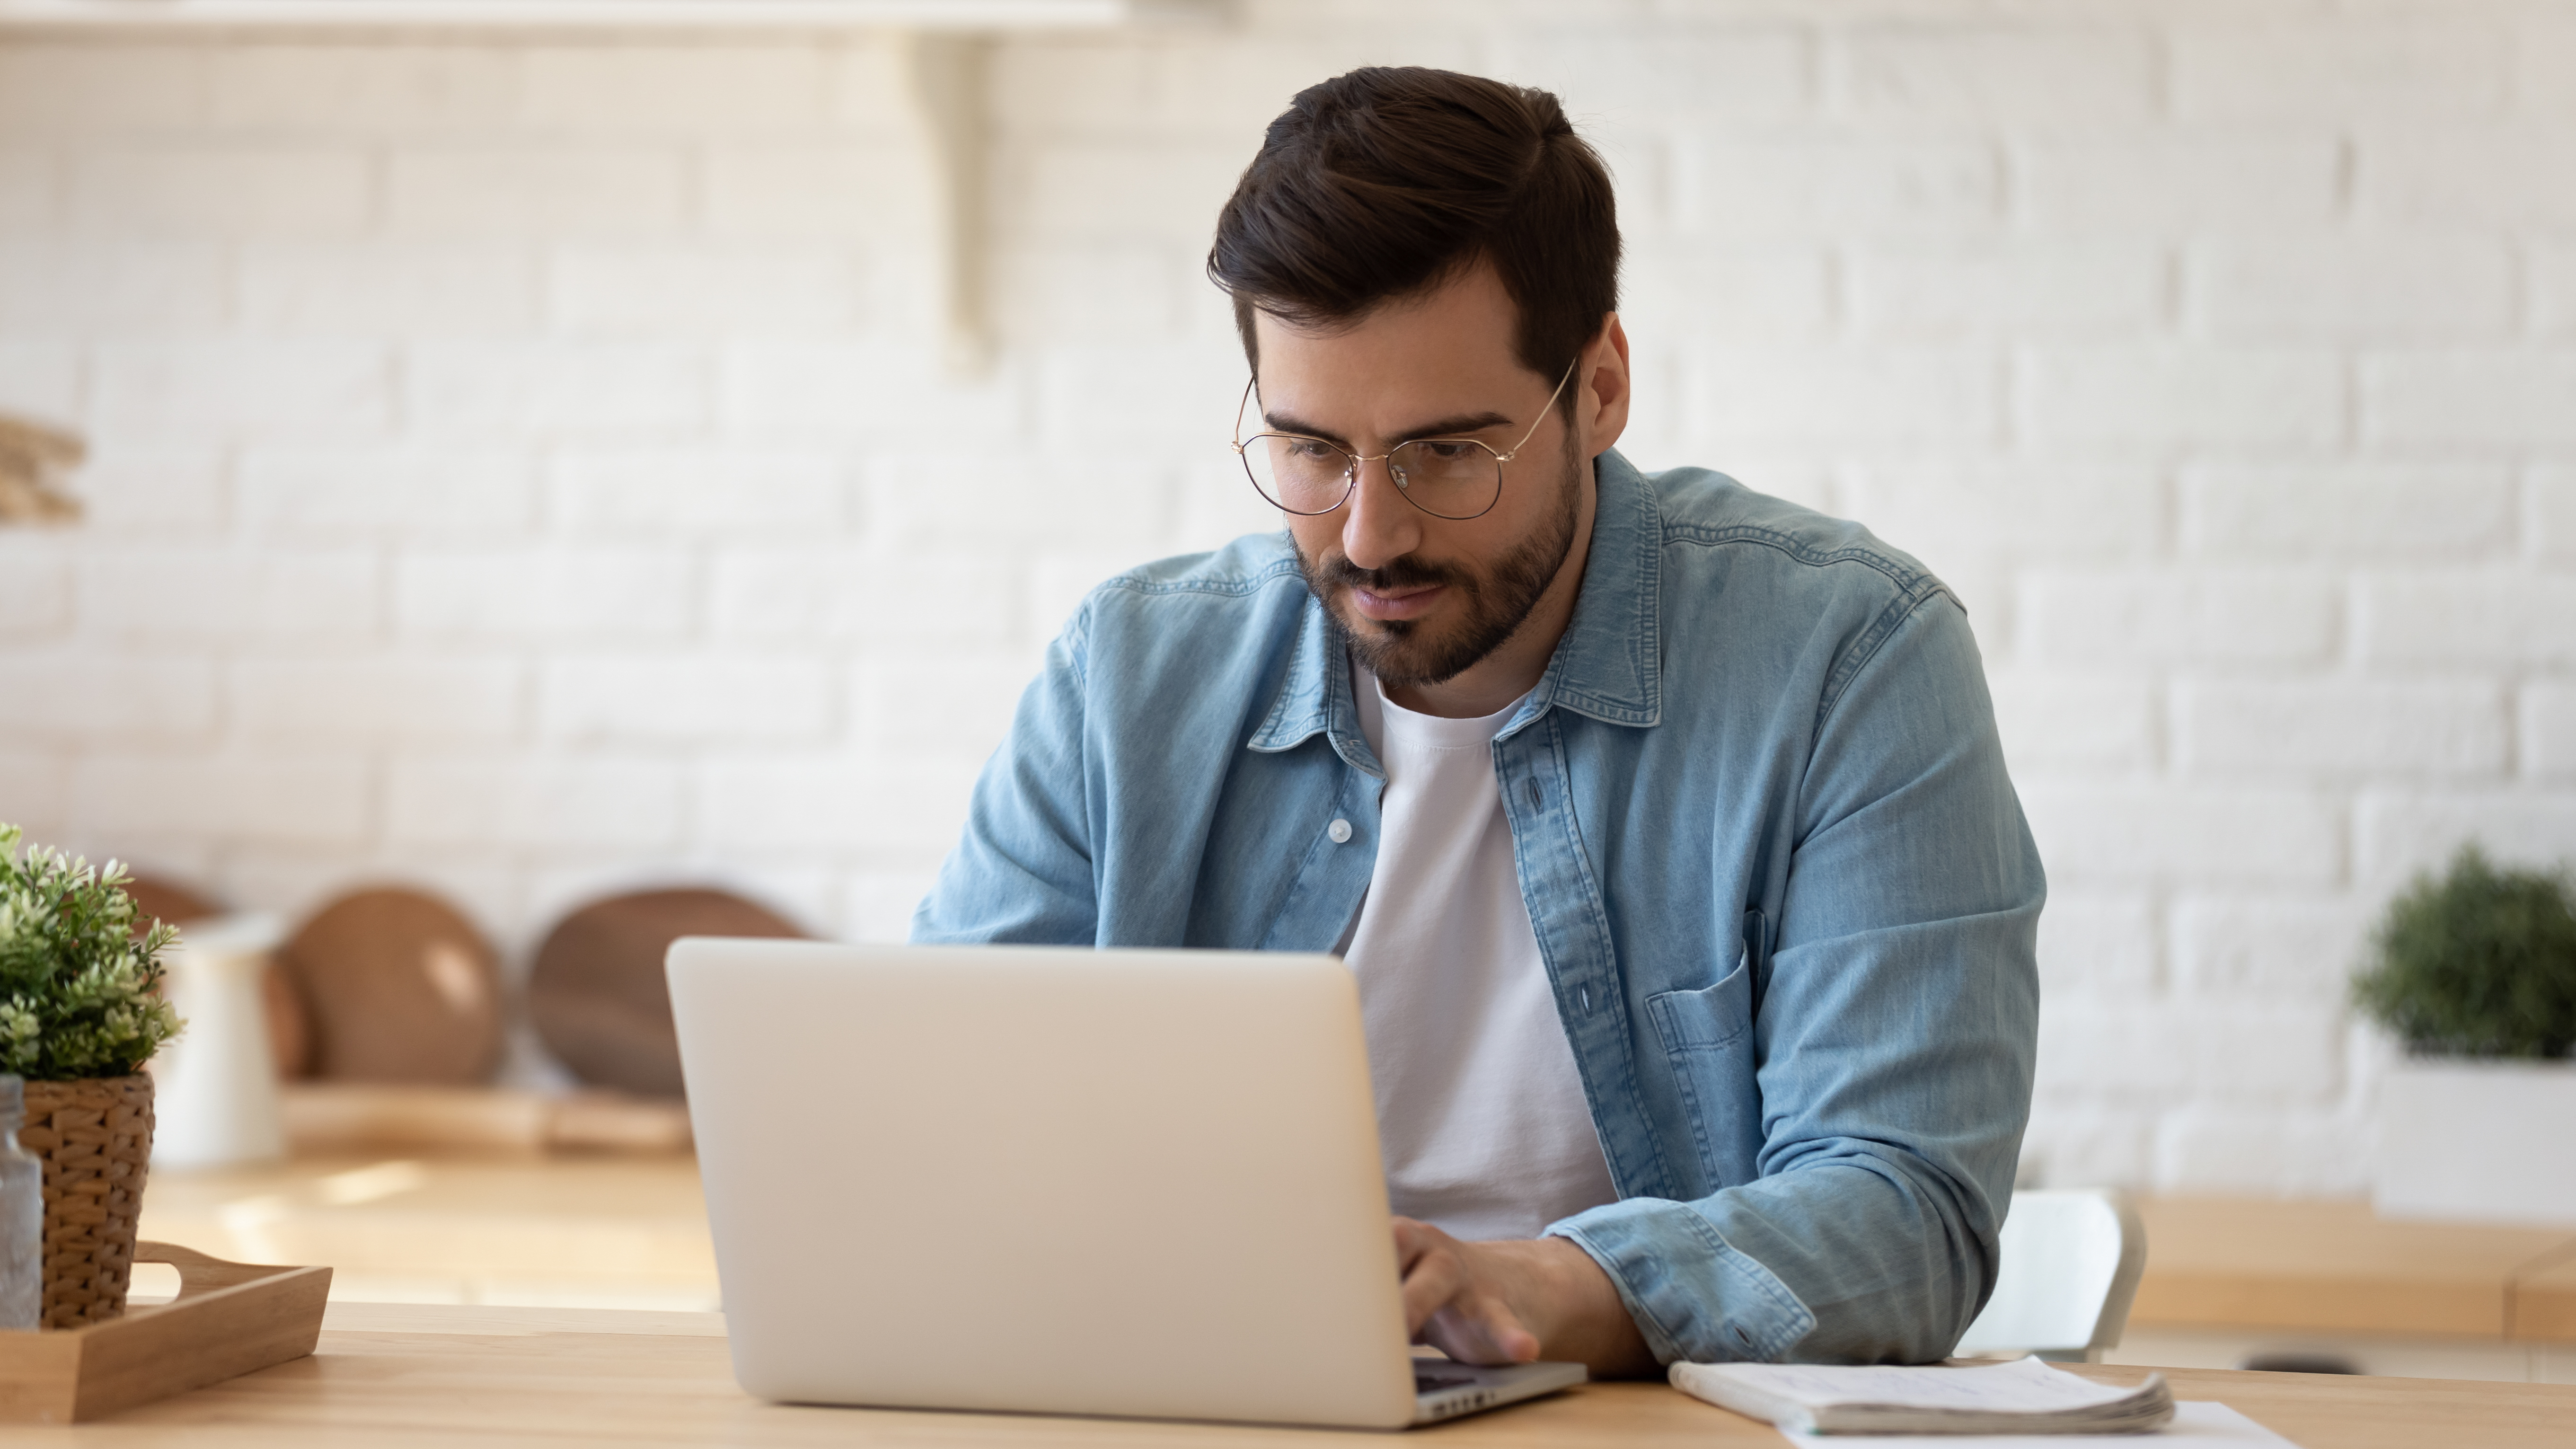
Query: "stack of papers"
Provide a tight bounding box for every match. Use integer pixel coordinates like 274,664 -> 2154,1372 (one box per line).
1669,1356 -> 2176,1435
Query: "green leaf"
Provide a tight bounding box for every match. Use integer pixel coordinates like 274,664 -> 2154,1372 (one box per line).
0,823 -> 188,1078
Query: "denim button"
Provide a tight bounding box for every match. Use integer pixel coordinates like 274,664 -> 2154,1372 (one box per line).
1327,818 -> 1353,844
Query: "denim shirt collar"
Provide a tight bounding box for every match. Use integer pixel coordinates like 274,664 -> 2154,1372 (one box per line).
1247,447 -> 1665,769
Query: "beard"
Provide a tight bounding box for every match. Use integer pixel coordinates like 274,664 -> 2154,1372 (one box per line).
1294,435 -> 1584,692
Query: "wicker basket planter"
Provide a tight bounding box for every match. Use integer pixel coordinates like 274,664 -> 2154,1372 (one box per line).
18,1075 -> 156,1328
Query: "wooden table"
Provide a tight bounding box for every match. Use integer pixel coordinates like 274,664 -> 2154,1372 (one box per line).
15,1302 -> 2574,1446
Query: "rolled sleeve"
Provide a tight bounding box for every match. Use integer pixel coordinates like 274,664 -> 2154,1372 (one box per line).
1550,1201 -> 1817,1364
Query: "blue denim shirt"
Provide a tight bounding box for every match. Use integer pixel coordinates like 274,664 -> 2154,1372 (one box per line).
914,450 -> 2043,1366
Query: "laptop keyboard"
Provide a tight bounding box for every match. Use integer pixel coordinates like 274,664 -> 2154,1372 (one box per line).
1413,1365 -> 1482,1393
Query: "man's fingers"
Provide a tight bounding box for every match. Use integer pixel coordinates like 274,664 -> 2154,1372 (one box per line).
1390,1217 -> 1439,1276
1423,1292 -> 1541,1366
1393,1218 -> 1464,1334
1398,1239 -> 1470,1336
1393,1220 -> 1543,1364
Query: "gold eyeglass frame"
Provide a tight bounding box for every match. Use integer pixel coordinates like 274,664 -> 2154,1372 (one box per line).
1229,359 -> 1579,521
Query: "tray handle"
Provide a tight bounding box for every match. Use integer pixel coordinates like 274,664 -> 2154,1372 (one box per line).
135,1241 -> 295,1300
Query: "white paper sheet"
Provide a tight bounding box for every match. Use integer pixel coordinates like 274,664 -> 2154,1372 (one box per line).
1774,1401 -> 2296,1446
1706,1355 -> 2150,1412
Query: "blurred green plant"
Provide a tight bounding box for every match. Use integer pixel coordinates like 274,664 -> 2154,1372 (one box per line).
2352,844 -> 2576,1060
0,823 -> 185,1079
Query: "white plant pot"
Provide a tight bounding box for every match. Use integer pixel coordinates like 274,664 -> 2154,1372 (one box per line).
2374,1058 -> 2576,1228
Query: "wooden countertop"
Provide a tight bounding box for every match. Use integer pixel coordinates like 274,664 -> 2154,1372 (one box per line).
2134,1198 -> 2576,1342
135,1152 -> 719,1310
136,1155 -> 2576,1343
2510,1242 -> 2576,1342
33,1302 -> 2575,1447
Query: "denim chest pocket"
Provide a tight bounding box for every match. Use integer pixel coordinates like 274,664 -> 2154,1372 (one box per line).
1646,954 -> 1755,1053
1644,954 -> 1763,1187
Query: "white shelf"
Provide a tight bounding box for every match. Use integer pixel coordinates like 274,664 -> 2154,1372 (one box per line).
0,0 -> 1211,29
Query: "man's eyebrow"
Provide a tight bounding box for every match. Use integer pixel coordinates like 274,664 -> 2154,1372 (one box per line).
1258,409 -> 1519,448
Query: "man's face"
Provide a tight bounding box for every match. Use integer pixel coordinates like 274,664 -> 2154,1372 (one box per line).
1251,264 -> 1586,694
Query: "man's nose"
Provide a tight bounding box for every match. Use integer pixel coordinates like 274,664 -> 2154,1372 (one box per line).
1339,456 -> 1422,572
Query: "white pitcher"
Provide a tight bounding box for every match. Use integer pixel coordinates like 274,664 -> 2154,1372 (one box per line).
150,912 -> 289,1170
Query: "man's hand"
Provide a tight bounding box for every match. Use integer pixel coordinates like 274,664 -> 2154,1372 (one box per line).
1392,1217 -> 1659,1378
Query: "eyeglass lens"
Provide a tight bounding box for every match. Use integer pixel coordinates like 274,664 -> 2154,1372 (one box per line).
1240,436 -> 1503,520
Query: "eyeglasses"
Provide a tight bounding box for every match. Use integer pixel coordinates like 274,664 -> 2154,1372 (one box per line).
1229,361 -> 1577,521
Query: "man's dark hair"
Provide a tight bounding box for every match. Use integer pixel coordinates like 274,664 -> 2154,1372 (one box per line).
1207,67 -> 1619,396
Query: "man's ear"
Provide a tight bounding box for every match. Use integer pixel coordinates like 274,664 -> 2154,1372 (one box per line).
1579,314 -> 1633,459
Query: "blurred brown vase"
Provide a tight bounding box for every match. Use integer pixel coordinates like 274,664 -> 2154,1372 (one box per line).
529,889 -> 806,1099
277,888 -> 504,1085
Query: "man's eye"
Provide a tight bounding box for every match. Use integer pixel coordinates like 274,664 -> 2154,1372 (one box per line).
1415,442 -> 1480,461
1282,439 -> 1340,461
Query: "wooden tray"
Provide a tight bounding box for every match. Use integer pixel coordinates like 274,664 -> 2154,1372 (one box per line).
0,1242 -> 332,1422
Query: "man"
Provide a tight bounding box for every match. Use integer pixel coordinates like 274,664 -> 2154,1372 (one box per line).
915,68 -> 2042,1374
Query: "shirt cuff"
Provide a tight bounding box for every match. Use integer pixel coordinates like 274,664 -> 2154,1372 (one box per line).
1547,1196 -> 1817,1365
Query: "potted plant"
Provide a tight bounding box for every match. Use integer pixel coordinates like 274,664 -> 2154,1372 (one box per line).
0,824 -> 186,1326
2355,844 -> 2576,1227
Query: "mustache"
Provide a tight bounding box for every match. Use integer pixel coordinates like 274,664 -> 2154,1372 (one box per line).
1306,552 -> 1470,595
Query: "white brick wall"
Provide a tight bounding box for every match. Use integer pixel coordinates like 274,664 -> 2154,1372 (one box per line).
2175,680 -> 2510,778
2179,463 -> 2516,560
72,752 -> 373,844
229,657 -> 524,742
3,0 -> 2572,1199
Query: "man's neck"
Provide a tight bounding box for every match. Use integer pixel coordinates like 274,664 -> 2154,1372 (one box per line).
1380,461 -> 1601,720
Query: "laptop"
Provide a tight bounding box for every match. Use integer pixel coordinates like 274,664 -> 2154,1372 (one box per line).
666,938 -> 1587,1430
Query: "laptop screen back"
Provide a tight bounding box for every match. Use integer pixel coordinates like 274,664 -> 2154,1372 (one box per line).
668,939 -> 1421,1429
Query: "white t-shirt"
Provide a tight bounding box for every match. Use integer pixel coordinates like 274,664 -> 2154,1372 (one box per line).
1341,669 -> 1619,1242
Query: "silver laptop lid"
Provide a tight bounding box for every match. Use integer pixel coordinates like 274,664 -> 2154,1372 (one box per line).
668,939 -> 1422,1430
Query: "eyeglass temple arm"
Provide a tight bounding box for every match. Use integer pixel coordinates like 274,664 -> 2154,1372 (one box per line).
1490,358 -> 1580,464
1231,376 -> 1257,453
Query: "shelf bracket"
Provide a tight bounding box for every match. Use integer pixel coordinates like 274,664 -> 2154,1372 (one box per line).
897,31 -> 992,378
